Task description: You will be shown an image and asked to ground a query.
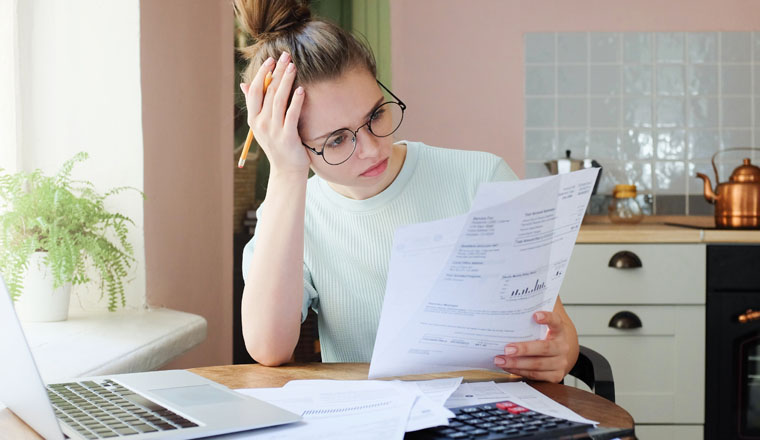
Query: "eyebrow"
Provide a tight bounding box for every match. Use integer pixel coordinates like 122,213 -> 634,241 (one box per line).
307,96 -> 385,143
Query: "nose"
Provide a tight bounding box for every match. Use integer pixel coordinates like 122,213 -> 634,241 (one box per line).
353,124 -> 380,160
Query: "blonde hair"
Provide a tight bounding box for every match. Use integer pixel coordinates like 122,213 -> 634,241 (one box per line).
233,0 -> 377,88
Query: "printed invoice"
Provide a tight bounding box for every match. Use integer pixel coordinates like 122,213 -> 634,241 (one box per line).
369,168 -> 599,379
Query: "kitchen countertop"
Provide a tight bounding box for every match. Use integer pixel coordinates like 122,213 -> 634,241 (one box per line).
578,216 -> 760,243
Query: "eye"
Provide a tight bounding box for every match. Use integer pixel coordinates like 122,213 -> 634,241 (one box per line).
370,108 -> 385,121
326,135 -> 346,148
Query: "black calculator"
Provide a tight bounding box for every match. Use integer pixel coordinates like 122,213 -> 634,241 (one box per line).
405,400 -> 635,440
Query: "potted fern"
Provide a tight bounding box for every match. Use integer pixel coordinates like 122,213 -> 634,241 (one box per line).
0,152 -> 141,321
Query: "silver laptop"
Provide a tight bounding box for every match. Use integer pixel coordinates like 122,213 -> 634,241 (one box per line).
0,276 -> 301,439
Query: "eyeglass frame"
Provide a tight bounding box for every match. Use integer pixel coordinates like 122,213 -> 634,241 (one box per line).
301,80 -> 407,165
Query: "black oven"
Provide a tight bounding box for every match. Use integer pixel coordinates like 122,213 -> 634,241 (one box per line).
706,245 -> 760,439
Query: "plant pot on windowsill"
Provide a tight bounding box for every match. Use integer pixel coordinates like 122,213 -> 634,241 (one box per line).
14,252 -> 72,322
0,153 -> 142,321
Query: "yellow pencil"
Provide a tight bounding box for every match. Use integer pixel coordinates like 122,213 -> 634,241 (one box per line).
238,71 -> 273,168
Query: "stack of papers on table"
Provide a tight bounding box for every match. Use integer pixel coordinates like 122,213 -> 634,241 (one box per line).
214,378 -> 596,439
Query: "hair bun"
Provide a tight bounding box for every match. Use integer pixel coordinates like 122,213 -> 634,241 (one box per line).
234,0 -> 312,41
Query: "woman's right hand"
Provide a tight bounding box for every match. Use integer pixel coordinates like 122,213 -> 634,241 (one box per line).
240,52 -> 311,176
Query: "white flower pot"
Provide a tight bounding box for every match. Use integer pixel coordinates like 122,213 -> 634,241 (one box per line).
14,252 -> 72,322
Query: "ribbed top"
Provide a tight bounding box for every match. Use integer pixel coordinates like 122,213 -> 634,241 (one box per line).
243,140 -> 517,362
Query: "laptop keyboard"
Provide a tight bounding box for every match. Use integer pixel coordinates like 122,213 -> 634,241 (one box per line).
405,400 -> 592,439
46,379 -> 198,439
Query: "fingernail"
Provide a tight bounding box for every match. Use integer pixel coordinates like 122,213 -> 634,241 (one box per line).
535,312 -> 545,321
286,62 -> 295,73
279,52 -> 290,62
504,346 -> 517,355
494,357 -> 505,366
295,86 -> 304,95
264,56 -> 274,66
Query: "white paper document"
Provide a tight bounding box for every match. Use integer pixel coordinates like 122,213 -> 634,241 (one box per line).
217,378 -> 462,439
369,169 -> 599,378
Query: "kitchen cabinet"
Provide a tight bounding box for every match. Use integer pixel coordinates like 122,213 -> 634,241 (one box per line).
561,243 -> 706,439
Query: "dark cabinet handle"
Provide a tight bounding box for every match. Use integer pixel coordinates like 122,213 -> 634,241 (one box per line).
608,251 -> 642,269
608,311 -> 643,329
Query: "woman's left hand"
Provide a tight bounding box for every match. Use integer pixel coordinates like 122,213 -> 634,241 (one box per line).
493,310 -> 575,383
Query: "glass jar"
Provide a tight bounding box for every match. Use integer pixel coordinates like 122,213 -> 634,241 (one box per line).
608,184 -> 643,224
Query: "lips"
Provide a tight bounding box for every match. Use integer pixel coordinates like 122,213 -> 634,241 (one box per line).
360,158 -> 389,177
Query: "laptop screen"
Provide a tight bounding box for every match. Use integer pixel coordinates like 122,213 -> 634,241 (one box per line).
0,275 -> 64,440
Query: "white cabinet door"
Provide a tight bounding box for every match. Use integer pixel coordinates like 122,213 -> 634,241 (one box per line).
634,424 -> 704,440
566,305 -> 705,425
561,244 -> 705,305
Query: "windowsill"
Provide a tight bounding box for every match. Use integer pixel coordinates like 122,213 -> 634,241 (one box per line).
21,306 -> 207,383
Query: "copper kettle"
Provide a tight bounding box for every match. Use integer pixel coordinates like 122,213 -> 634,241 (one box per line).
696,147 -> 760,229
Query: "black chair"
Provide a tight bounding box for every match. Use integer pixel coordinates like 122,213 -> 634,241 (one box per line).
566,345 -> 615,403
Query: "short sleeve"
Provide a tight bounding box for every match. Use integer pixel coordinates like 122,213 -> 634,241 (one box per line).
490,158 -> 519,183
241,206 -> 318,324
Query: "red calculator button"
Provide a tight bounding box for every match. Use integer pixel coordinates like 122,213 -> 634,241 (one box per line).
507,406 -> 529,414
496,402 -> 517,410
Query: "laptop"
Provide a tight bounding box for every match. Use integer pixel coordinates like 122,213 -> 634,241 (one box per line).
0,275 -> 301,439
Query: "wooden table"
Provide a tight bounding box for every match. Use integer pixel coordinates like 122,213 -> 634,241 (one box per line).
189,363 -> 634,429
0,363 -> 634,439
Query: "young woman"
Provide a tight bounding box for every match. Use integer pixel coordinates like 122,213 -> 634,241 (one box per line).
236,0 -> 578,383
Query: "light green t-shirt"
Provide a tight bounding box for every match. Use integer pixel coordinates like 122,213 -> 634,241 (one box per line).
242,140 -> 518,362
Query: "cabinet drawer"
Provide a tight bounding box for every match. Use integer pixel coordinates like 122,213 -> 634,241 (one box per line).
561,244 -> 705,305
566,305 -> 705,425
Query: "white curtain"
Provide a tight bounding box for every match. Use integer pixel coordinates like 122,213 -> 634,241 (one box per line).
0,0 -> 20,173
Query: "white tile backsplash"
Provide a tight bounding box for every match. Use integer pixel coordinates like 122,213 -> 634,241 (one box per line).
720,32 -> 752,63
557,130 -> 588,157
590,32 -> 620,63
721,64 -> 752,95
721,97 -> 752,127
655,129 -> 687,159
688,129 -> 720,160
657,65 -> 686,96
589,65 -> 621,95
524,31 -> 760,215
656,97 -> 685,128
624,65 -> 653,95
587,130 -> 620,159
687,64 -> 719,95
687,33 -> 718,63
525,66 -> 555,95
557,65 -> 587,95
656,33 -> 685,63
687,97 -> 720,128
621,129 -> 654,160
525,33 -> 555,63
623,33 -> 652,63
525,98 -> 555,127
558,97 -> 587,127
589,97 -> 620,127
623,97 -> 653,127
525,130 -> 557,160
557,33 -> 587,63
721,128 -> 752,148
655,161 -> 687,194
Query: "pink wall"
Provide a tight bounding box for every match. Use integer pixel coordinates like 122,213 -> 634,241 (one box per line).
141,0 -> 233,369
390,0 -> 760,178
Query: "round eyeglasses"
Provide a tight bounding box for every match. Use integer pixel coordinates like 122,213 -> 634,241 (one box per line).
302,80 -> 407,165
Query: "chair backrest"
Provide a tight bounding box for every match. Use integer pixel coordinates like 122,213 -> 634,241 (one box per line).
567,345 -> 615,402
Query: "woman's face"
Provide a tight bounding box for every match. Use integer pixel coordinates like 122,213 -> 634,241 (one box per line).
298,68 -> 404,200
